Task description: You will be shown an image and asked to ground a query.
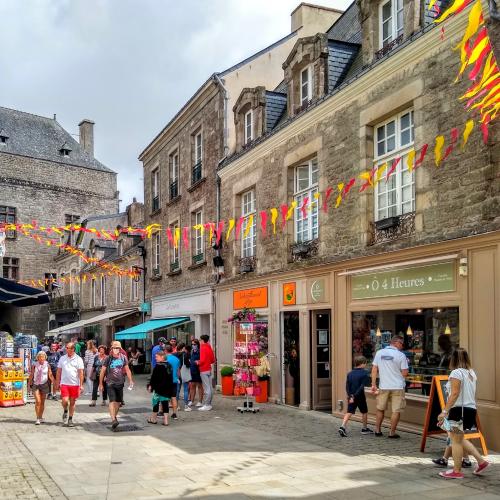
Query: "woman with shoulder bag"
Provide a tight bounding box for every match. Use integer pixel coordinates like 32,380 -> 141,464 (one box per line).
180,345 -> 192,411
90,345 -> 108,407
29,351 -> 55,425
437,348 -> 490,479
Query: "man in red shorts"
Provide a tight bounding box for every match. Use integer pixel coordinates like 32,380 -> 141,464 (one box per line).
55,342 -> 84,427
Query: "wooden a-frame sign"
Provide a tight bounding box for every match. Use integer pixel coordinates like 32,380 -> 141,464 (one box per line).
420,375 -> 487,455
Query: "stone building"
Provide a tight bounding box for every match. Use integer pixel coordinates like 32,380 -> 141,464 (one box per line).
47,200 -> 145,346
138,3 -> 342,342
0,107 -> 118,337
215,1 -> 500,448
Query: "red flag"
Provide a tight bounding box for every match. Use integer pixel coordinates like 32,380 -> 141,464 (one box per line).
166,228 -> 173,246
300,197 -> 309,219
235,217 -> 245,240
215,221 -> 224,246
322,187 -> 334,213
385,157 -> 401,182
414,144 -> 429,170
259,211 -> 268,237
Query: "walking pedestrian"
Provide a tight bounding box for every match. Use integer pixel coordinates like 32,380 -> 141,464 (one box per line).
29,351 -> 54,425
73,338 -> 82,356
151,337 -> 167,369
438,348 -> 490,479
90,345 -> 108,407
197,334 -> 215,411
432,438 -> 471,468
99,340 -> 133,431
147,350 -> 173,426
165,344 -> 180,420
46,343 -> 61,400
179,344 -> 192,411
189,339 -> 203,407
55,342 -> 84,427
339,356 -> 373,437
371,335 -> 408,438
84,340 -> 97,395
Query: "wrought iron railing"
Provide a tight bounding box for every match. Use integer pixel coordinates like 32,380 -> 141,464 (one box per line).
192,162 -> 202,185
369,212 -> 416,245
169,181 -> 179,201
375,34 -> 404,60
152,195 -> 160,212
49,293 -> 80,312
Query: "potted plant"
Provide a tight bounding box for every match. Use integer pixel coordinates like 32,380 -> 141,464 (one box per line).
220,365 -> 235,396
255,374 -> 269,403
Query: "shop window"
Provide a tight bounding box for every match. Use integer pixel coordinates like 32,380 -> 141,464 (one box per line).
374,110 -> 415,221
294,158 -> 319,243
352,307 -> 459,396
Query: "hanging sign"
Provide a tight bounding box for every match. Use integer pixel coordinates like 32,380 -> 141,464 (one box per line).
233,287 -> 268,309
283,282 -> 296,306
351,262 -> 455,300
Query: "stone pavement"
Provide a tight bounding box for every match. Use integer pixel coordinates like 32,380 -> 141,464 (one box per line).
0,375 -> 498,500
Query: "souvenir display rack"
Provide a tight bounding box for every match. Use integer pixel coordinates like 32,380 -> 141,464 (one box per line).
0,358 -> 25,407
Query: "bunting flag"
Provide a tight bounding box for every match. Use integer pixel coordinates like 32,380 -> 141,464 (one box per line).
299,197 -> 309,219
243,215 -> 254,238
214,220 -> 224,246
270,208 -> 278,234
434,135 -> 446,166
182,226 -> 190,248
385,157 -> 401,181
234,217 -> 245,240
442,128 -> 459,161
166,227 -> 174,246
414,144 -> 429,170
174,227 -> 181,249
462,119 -> 475,148
225,219 -> 235,241
322,187 -> 334,213
358,167 -> 376,192
259,210 -> 268,237
280,201 -> 296,229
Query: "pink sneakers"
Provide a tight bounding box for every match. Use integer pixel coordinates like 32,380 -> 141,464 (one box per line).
473,461 -> 491,475
439,470 -> 464,479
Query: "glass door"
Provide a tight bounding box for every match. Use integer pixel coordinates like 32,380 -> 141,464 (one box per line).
282,311 -> 300,406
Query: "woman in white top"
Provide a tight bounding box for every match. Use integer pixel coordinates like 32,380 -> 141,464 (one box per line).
28,351 -> 54,425
438,348 -> 490,479
84,340 -> 98,395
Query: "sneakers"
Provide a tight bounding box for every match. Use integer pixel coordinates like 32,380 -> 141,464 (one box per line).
473,461 -> 491,475
187,401 -> 193,407
432,457 -> 448,467
171,413 -> 178,420
374,431 -> 383,437
338,426 -> 347,437
462,459 -> 472,468
66,417 -> 74,428
35,419 -> 41,425
195,402 -> 203,407
62,410 -> 68,423
198,405 -> 212,411
439,469 -> 464,479
361,428 -> 374,435
111,419 -> 119,431
184,406 -> 192,412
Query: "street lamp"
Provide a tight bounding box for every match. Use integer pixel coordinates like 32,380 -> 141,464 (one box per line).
132,243 -> 147,323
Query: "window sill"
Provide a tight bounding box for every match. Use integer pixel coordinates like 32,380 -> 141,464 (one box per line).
150,274 -> 162,281
167,195 -> 181,206
167,269 -> 182,277
150,208 -> 162,216
187,176 -> 206,193
188,260 -> 207,270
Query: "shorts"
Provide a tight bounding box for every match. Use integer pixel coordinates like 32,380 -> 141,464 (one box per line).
347,395 -> 368,414
191,372 -> 202,383
376,389 -> 406,413
448,406 -> 477,431
60,385 -> 80,399
171,383 -> 178,398
107,384 -> 124,403
33,381 -> 50,395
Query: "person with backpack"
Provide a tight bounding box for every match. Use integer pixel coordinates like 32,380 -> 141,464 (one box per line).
147,349 -> 173,425
165,344 -> 180,420
99,341 -> 133,431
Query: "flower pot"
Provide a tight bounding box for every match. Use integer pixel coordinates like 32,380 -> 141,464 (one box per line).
221,375 -> 234,396
255,379 -> 268,403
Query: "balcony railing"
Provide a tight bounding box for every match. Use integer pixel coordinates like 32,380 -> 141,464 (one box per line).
192,252 -> 204,265
289,239 -> 319,262
375,34 -> 404,60
192,162 -> 202,185
152,195 -> 160,212
369,212 -> 415,245
239,256 -> 256,273
169,181 -> 179,201
49,293 -> 80,312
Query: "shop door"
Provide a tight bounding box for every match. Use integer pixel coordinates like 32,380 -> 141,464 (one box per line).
311,310 -> 332,410
282,312 -> 300,406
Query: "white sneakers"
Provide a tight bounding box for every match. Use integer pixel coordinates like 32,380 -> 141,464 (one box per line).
198,405 -> 212,411
195,402 -> 203,407
35,419 -> 41,425
184,406 -> 192,412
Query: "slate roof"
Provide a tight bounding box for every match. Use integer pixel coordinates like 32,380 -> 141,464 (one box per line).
327,40 -> 360,92
0,107 -> 115,173
265,92 -> 288,132
327,1 -> 362,44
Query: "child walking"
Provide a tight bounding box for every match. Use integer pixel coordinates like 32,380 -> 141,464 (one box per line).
147,350 -> 173,426
339,356 -> 373,437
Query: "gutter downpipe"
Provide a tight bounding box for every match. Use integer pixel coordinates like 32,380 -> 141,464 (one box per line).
213,73 -> 229,387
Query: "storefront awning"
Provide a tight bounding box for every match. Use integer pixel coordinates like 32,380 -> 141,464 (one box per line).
114,317 -> 189,341
46,308 -> 137,336
0,277 -> 50,307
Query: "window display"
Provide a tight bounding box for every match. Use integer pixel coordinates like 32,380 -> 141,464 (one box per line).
352,307 -> 459,396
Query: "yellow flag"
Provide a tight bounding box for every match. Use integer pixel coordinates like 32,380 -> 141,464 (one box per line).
462,119 -> 475,149
335,183 -> 344,209
375,163 -> 388,183
243,215 -> 254,238
174,227 -> 181,248
435,0 -> 470,23
270,208 -> 278,234
286,201 -> 297,220
406,150 -> 416,172
225,219 -> 235,240
455,1 -> 484,77
435,135 -> 445,166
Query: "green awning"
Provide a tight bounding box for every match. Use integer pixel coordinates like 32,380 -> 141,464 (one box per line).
114,317 -> 189,341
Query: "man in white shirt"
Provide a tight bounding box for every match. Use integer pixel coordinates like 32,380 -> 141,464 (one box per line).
371,335 -> 408,438
55,342 -> 84,427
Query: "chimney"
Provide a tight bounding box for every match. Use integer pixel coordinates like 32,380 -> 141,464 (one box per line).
78,119 -> 95,156
291,3 -> 343,36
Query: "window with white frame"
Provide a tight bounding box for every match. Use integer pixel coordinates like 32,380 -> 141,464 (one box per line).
244,110 -> 253,145
152,231 -> 161,274
169,151 -> 179,199
374,109 -> 415,221
241,190 -> 256,258
69,269 -> 76,294
116,275 -> 124,303
100,275 -> 107,306
294,158 -> 319,243
379,0 -> 403,48
151,168 -> 160,211
170,222 -> 180,270
193,210 -> 204,262
300,66 -> 312,107
91,279 -> 96,308
131,276 -> 139,301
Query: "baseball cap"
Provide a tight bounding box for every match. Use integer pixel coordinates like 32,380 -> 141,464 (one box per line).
170,336 -> 177,341
158,337 -> 167,344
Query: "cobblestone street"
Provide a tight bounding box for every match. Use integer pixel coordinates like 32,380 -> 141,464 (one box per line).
0,376 -> 498,500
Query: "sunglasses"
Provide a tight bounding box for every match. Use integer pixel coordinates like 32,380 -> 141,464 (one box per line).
112,347 -> 120,350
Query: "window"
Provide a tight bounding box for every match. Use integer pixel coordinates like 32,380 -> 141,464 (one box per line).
2,257 -> 19,280
116,275 -> 124,303
152,231 -> 161,275
91,279 -> 97,308
244,110 -> 253,145
0,130 -> 8,144
44,273 -> 57,292
100,275 -> 107,307
169,151 -> 179,200
294,158 -> 319,243
64,214 -> 80,247
241,190 -> 256,258
380,0 -> 403,48
69,269 -> 77,294
170,222 -> 180,271
352,307 -> 459,396
131,276 -> 139,301
151,168 -> 160,212
192,132 -> 202,184
374,109 -> 415,221
0,206 -> 16,239
192,210 -> 204,264
300,66 -> 312,107
117,240 -> 123,257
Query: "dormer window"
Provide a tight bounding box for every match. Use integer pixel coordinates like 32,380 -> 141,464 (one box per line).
380,0 -> 403,48
244,110 -> 253,145
59,142 -> 72,157
300,66 -> 312,107
0,129 -> 8,144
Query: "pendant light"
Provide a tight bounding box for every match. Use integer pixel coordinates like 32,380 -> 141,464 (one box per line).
376,327 -> 381,337
407,325 -> 413,336
444,324 -> 451,335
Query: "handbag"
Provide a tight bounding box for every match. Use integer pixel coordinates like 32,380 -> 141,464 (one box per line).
180,358 -> 192,383
439,368 -> 466,433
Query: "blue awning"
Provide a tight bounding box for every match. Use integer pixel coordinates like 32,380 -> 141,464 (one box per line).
115,317 -> 190,340
0,277 -> 50,307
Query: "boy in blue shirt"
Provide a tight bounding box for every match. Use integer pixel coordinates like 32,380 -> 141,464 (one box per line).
339,356 -> 373,437
165,344 -> 180,420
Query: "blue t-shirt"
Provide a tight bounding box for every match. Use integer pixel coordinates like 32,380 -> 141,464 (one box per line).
167,354 -> 180,383
151,344 -> 162,368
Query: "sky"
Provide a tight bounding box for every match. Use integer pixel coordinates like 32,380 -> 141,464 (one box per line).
0,0 -> 351,211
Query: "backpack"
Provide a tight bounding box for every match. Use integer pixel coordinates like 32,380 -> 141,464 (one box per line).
164,361 -> 173,379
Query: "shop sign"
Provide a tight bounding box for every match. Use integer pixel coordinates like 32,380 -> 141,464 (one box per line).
283,282 -> 296,306
351,262 -> 455,300
233,287 -> 268,309
308,278 -> 327,303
